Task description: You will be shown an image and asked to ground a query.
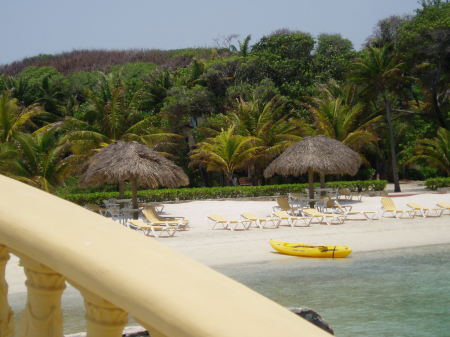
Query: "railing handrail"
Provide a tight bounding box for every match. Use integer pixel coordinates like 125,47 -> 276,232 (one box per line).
0,175 -> 331,336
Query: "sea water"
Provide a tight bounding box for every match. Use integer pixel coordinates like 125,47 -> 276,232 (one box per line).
8,245 -> 450,336
216,244 -> 450,337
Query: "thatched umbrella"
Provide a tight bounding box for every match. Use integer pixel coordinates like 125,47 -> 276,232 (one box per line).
264,135 -> 361,200
80,141 -> 189,211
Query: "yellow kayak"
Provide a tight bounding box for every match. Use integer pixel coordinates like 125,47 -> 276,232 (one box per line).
270,240 -> 352,258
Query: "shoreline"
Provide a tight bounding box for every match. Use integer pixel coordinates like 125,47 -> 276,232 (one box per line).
6,188 -> 450,294
211,242 -> 450,269
160,192 -> 450,267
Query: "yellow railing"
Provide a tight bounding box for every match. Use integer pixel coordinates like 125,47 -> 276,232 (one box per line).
0,175 -> 331,337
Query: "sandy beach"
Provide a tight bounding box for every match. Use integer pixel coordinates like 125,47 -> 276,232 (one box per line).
5,183 -> 450,294
161,189 -> 450,266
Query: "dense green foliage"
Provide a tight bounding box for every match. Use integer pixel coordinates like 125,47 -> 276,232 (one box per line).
424,177 -> 450,190
0,1 -> 448,196
59,180 -> 387,205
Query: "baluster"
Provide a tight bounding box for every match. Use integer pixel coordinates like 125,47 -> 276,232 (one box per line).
0,245 -> 14,337
78,287 -> 128,337
17,257 -> 66,337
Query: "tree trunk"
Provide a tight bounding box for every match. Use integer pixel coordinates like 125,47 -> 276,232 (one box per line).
225,171 -> 233,186
118,181 -> 125,198
131,178 -> 138,219
384,95 -> 401,192
200,167 -> 210,187
248,162 -> 257,185
319,173 -> 326,197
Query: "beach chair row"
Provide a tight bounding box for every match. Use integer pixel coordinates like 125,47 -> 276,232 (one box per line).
380,198 -> 450,218
208,199 -> 450,231
208,208 -> 350,231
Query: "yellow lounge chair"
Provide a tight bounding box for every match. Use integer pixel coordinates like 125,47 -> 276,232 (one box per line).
332,200 -> 377,220
143,206 -> 189,230
207,215 -> 251,231
380,197 -> 415,219
128,219 -> 176,238
272,211 -> 312,227
139,202 -> 164,213
302,208 -> 345,225
241,213 -> 280,229
272,196 -> 302,215
437,202 -> 450,215
407,202 -> 443,217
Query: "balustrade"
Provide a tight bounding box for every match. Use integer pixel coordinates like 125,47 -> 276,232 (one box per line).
0,174 -> 331,337
0,245 -> 14,337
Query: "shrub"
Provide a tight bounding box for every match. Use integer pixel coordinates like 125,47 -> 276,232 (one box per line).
58,180 -> 387,205
425,177 -> 450,190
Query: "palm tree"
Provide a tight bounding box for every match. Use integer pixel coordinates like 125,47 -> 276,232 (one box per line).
189,128 -> 260,185
0,143 -> 18,175
406,127 -> 450,175
239,35 -> 252,57
228,97 -> 302,182
301,94 -> 382,152
8,128 -> 75,192
61,73 -> 180,155
0,91 -> 43,143
36,76 -> 66,117
350,46 -> 405,191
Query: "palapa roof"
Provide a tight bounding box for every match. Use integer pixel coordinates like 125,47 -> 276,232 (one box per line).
264,135 -> 361,178
79,141 -> 189,188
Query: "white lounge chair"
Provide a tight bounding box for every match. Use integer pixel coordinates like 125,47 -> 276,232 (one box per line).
329,200 -> 377,220
302,208 -> 345,225
272,211 -> 312,227
407,202 -> 443,217
241,213 -> 280,229
437,202 -> 450,215
143,206 -> 189,231
207,215 -> 251,231
128,219 -> 176,238
380,197 -> 415,219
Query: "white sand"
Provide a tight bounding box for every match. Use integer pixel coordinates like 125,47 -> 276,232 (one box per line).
6,184 -> 450,295
161,192 -> 450,266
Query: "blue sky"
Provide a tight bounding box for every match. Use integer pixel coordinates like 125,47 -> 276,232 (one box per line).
2,0 -> 419,65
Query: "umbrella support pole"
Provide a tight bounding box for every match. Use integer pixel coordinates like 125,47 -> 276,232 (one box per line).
319,173 -> 326,197
131,178 -> 139,219
308,168 -> 315,208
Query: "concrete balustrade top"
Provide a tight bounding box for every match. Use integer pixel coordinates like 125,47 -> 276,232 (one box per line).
0,175 -> 331,337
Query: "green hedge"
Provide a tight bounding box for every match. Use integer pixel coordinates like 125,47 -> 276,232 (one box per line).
58,180 -> 387,205
425,177 -> 450,190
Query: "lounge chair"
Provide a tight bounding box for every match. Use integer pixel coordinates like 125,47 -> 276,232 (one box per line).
128,219 -> 176,238
380,197 -> 415,219
241,213 -> 280,229
406,202 -> 443,217
327,200 -> 377,220
142,206 -> 189,230
139,202 -> 164,213
437,202 -> 450,215
207,215 -> 251,231
272,196 -> 302,215
84,203 -> 107,216
337,188 -> 362,201
144,205 -> 189,223
272,211 -> 312,227
302,208 -> 345,225
287,193 -> 308,209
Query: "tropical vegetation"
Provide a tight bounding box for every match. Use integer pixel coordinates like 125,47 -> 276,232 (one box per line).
0,1 -> 448,196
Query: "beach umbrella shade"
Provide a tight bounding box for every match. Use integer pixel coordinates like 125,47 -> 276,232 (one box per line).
264,135 -> 361,200
79,141 -> 189,211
